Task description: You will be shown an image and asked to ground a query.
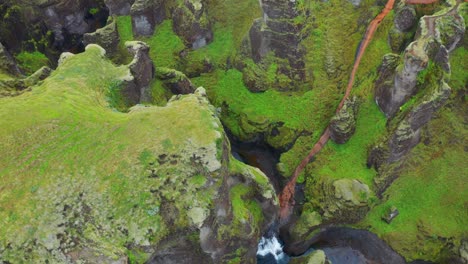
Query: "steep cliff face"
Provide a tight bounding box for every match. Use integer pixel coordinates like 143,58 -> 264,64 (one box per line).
240,0 -> 309,92
370,1 -> 465,193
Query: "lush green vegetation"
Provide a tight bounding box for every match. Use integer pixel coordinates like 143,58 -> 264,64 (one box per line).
0,46 -> 225,261
360,106 -> 468,262
15,51 -> 49,75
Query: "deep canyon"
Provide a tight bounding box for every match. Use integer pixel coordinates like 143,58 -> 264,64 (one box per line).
0,0 -> 467,263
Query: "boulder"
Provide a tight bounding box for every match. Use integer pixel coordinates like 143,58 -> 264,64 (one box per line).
156,67 -> 196,94
83,17 -> 120,57
313,179 -> 371,223
130,0 -> 165,36
329,96 -> 359,144
0,43 -> 22,76
104,0 -> 135,15
382,206 -> 399,224
172,0 -> 213,49
394,5 -> 417,32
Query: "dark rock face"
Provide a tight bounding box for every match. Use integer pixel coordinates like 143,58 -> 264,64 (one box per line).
0,42 -> 22,76
147,230 -> 213,264
130,0 -> 165,37
172,0 -> 213,49
329,96 -> 359,144
83,17 -> 120,57
285,227 -> 406,264
123,41 -> 155,104
375,45 -> 429,118
0,0 -> 109,62
104,0 -> 135,15
242,0 -> 308,91
156,67 -> 196,94
40,0 -> 109,51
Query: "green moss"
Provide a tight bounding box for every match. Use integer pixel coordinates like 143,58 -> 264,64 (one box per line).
15,51 -> 49,75
0,46 -> 224,262
230,184 -> 263,229
448,47 -> 467,93
359,108 -> 467,262
142,20 -> 185,68
116,16 -> 133,43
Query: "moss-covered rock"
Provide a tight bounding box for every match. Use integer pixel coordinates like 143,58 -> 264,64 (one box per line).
0,45 -> 277,263
0,42 -> 21,76
130,0 -> 165,36
172,0 -> 213,49
155,67 -> 196,94
83,16 -> 120,57
329,96 -> 359,144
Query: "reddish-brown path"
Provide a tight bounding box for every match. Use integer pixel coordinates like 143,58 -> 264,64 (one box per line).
278,0 -> 397,222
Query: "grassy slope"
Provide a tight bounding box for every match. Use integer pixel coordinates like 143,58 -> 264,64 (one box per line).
0,46 -> 223,261
358,46 -> 468,262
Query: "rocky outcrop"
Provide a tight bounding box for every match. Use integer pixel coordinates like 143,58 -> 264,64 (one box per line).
172,0 -> 213,49
370,80 -> 452,193
0,66 -> 52,97
0,43 -> 22,76
376,2 -> 465,118
124,41 -> 155,104
130,0 -> 165,36
329,96 -> 359,144
311,179 -> 370,224
241,0 -> 309,91
104,0 -> 135,15
83,17 -> 120,57
156,67 -> 196,94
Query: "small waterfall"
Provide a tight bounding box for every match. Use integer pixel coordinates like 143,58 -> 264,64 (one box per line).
256,234 -> 290,264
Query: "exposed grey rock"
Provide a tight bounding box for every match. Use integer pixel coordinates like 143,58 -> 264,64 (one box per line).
242,0 -> 308,91
156,67 -> 196,95
371,81 -> 452,194
0,42 -> 22,76
130,0 -> 165,36
104,0 -> 135,15
329,96 -> 359,144
172,0 -> 213,49
382,206 -> 399,224
83,17 -> 120,57
395,5 -> 417,32
460,240 -> 468,264
376,41 -> 429,118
